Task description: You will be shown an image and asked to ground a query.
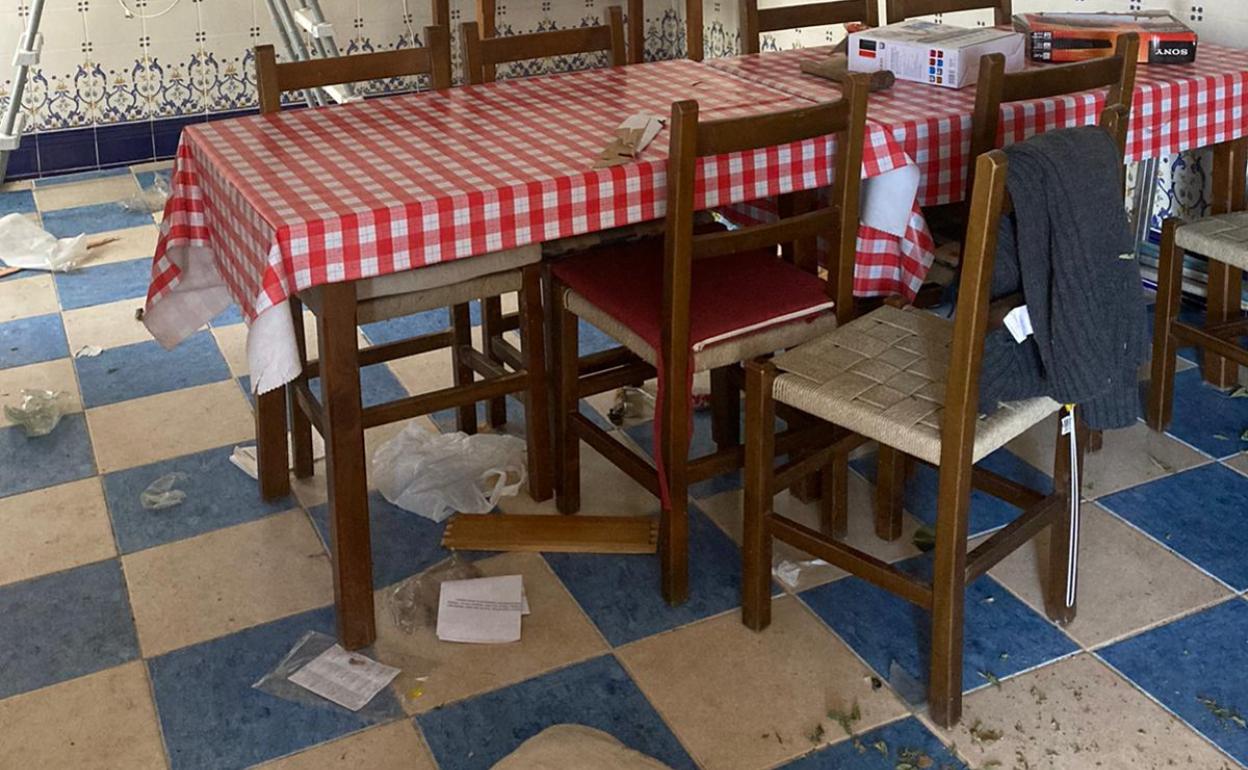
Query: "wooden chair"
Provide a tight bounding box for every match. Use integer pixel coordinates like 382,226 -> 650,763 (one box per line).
739,0 -> 878,55
551,76 -> 871,605
1147,137 -> 1248,430
741,148 -> 1089,728
252,30 -> 554,516
885,0 -> 1011,25
462,4 -> 627,85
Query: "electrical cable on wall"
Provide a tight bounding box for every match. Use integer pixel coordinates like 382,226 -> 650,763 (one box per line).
116,0 -> 182,20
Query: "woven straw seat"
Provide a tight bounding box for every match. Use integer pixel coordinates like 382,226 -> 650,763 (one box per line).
772,305 -> 1059,466
1174,211 -> 1248,271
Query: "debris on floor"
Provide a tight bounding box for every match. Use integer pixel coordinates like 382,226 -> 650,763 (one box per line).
388,554 -> 484,635
436,573 -> 527,644
119,175 -> 171,214
0,266 -> 20,279
912,524 -> 936,552
772,558 -> 831,589
372,423 -> 527,522
0,213 -> 86,272
140,472 -> 190,510
608,386 -> 654,425
253,630 -> 398,712
1197,695 -> 1248,730
73,344 -> 103,358
826,698 -> 861,736
4,389 -> 68,437
229,445 -> 259,480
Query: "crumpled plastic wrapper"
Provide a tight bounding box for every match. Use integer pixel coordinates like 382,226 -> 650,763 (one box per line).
119,175 -> 171,214
3,389 -> 68,437
141,472 -> 189,510
388,554 -> 484,634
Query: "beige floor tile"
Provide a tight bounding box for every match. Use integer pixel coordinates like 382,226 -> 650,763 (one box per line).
130,160 -> 173,174
74,224 -> 160,267
0,358 -> 82,428
1,179 -> 33,192
124,509 -> 333,656
33,175 -> 140,212
0,478 -> 115,587
989,503 -> 1231,648
0,661 -> 167,770
617,596 -> 908,770
0,273 -> 59,322
253,721 -> 436,770
699,475 -> 924,592
1006,419 -> 1211,500
1225,453 -> 1248,478
87,380 -> 255,472
938,653 -> 1239,770
63,297 -> 156,351
496,432 -> 662,518
386,347 -> 456,396
372,551 -> 608,714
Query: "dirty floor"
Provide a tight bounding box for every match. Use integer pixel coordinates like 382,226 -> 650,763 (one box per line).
2,165 -> 1248,770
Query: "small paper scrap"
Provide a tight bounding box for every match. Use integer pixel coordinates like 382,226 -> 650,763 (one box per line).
230,445 -> 259,479
772,558 -> 831,589
436,575 -> 525,644
593,114 -> 665,168
74,344 -> 103,358
287,644 -> 400,711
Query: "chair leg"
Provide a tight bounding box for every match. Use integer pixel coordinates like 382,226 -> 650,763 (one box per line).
710,365 -> 740,450
875,445 -> 906,541
481,295 -> 509,428
928,456 -> 973,728
255,385 -> 291,500
450,303 -> 478,435
519,266 -> 553,503
659,344 -> 692,607
821,444 -> 849,539
556,298 -> 582,515
1147,218 -> 1185,431
289,297 -> 314,479
1045,407 -> 1089,625
742,359 -> 776,630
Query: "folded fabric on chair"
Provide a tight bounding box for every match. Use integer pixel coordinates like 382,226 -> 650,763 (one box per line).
977,126 -> 1148,430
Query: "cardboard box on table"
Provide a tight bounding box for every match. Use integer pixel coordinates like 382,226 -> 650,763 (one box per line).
847,20 -> 1025,90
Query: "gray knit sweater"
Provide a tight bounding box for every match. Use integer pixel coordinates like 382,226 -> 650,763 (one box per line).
977,126 -> 1148,430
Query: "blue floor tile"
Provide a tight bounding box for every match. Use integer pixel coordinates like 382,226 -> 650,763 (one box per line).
148,606 -> 402,770
578,319 -> 618,356
54,258 -> 153,311
210,304 -> 244,327
310,363 -> 409,409
1099,463 -> 1248,590
362,308 -> 455,345
0,313 -> 69,369
75,331 -> 232,408
0,188 -> 36,216
800,554 -> 1078,695
41,201 -> 155,238
1155,368 -> 1248,458
431,394 -> 613,437
102,444 -> 295,553
0,414 -> 96,499
544,505 -> 747,646
1100,598 -> 1248,766
0,560 -> 139,699
779,717 -> 967,769
417,654 -> 696,770
624,408 -> 746,498
135,168 -> 172,192
851,446 -> 1053,538
308,490 -> 457,590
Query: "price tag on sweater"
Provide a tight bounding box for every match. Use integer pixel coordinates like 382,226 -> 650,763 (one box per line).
1003,305 -> 1034,344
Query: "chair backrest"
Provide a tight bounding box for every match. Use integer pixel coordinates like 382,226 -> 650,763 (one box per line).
967,33 -> 1138,199
460,5 -> 628,85
938,149 -> 1009,469
739,0 -> 879,55
254,27 -> 452,114
886,0 -> 1011,25
662,74 -> 870,386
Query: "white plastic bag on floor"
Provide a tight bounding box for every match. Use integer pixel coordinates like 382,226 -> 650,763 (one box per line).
372,424 -> 527,522
0,213 -> 86,272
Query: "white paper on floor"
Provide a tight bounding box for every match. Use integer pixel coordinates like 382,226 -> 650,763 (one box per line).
0,213 -> 86,272
73,344 -> 103,358
436,574 -> 526,644
287,644 -> 401,712
772,558 -> 831,589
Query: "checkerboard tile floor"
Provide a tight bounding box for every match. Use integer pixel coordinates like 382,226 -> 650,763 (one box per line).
2,166 -> 1248,770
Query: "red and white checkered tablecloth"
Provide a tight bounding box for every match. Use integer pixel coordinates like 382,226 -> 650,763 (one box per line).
146,58 -> 935,359
705,43 -> 1248,207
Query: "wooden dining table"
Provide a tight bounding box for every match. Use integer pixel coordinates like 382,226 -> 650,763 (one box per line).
142,56 -> 938,649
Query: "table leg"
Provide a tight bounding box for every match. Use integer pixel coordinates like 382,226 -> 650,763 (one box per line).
317,282 -> 375,650
1202,139 -> 1247,388
255,386 -> 291,501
